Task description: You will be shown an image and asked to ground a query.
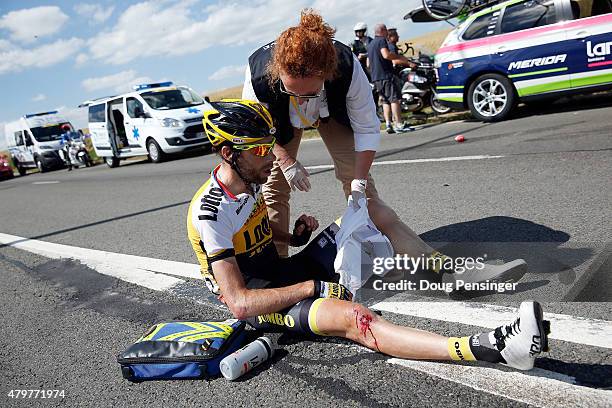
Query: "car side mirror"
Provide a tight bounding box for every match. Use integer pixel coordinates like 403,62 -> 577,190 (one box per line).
25,138 -> 34,147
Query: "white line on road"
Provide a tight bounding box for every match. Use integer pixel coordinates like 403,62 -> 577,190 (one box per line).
3,232 -> 610,349
0,233 -> 198,291
388,359 -> 612,408
32,181 -> 60,185
304,155 -> 504,170
372,301 -> 612,349
2,233 -> 610,406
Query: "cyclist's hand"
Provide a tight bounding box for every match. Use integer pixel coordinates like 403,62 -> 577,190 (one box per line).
281,158 -> 311,192
350,179 -> 367,210
314,281 -> 353,301
289,214 -> 318,247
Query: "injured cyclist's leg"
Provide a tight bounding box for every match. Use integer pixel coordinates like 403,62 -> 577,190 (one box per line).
361,197 -> 529,287
311,298 -> 550,370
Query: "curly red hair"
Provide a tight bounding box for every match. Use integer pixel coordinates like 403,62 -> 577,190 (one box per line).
267,9 -> 337,84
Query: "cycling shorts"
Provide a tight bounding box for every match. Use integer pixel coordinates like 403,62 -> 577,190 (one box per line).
243,235 -> 339,336
225,222 -> 338,336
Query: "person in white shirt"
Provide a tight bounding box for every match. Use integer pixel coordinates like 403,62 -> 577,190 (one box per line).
241,9 -> 528,290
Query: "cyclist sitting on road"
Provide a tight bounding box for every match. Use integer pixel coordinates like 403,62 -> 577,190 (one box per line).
187,99 -> 550,371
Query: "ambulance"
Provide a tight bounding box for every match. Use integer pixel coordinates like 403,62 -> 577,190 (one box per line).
434,0 -> 612,121
4,111 -> 72,174
86,82 -> 212,167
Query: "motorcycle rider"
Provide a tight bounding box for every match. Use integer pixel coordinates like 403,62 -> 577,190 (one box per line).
60,124 -> 76,171
349,22 -> 373,79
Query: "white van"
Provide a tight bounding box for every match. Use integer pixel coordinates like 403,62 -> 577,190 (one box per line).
4,111 -> 72,174
86,82 -> 212,167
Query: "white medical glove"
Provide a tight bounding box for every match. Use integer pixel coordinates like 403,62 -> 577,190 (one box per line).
281,159 -> 311,192
350,179 -> 367,209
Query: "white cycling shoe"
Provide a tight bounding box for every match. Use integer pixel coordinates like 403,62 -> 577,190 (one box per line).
442,259 -> 528,292
494,301 -> 550,370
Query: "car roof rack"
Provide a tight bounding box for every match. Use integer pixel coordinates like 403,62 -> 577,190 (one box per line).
24,111 -> 59,118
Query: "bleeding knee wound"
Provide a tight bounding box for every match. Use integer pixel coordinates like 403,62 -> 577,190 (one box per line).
348,305 -> 381,351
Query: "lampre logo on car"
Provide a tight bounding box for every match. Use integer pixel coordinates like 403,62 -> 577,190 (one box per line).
587,40 -> 612,61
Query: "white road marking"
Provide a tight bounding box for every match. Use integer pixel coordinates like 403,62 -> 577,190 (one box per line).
32,181 -> 60,185
305,155 -> 504,170
3,232 -> 610,350
388,359 -> 612,408
372,301 -> 612,349
0,233 -> 199,291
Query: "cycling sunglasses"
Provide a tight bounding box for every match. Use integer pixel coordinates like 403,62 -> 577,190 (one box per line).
279,81 -> 322,99
233,138 -> 276,157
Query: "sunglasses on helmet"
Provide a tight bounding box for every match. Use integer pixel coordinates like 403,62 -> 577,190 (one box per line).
232,138 -> 276,157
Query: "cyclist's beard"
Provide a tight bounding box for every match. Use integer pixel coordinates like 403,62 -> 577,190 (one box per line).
235,155 -> 271,185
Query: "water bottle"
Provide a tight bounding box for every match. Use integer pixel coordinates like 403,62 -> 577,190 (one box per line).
219,336 -> 275,380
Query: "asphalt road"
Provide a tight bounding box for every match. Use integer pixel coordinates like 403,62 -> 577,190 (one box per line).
1,95 -> 611,407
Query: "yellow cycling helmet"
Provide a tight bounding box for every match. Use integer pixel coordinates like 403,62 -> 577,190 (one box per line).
203,99 -> 276,147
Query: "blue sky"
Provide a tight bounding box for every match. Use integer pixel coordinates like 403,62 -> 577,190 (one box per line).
0,0 -> 447,130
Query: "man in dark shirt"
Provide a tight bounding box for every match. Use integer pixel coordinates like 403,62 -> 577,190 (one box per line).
349,22 -> 373,79
387,28 -> 413,68
367,24 -> 414,133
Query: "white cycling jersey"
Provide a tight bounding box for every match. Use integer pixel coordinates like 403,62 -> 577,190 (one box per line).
187,165 -> 277,293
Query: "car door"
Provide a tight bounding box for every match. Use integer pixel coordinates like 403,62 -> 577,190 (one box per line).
436,11 -> 498,105
88,103 -> 112,156
495,0 -> 569,98
563,0 -> 612,89
124,97 -> 146,148
13,130 -> 33,165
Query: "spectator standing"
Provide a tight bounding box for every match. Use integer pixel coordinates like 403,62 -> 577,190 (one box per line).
366,23 -> 414,133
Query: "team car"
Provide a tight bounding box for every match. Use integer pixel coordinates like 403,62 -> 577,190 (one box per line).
433,0 -> 612,121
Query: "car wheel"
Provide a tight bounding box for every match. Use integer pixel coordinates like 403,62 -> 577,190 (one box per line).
105,156 -> 120,168
14,160 -> 26,176
430,91 -> 452,115
35,157 -> 46,173
467,73 -> 516,122
147,139 -> 165,163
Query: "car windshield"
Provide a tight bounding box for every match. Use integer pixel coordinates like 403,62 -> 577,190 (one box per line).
30,123 -> 70,142
140,87 -> 205,110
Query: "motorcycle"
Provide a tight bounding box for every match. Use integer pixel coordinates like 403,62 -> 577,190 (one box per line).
397,54 -> 451,115
70,138 -> 92,168
60,137 -> 92,169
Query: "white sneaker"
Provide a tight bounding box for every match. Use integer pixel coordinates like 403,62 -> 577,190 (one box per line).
442,259 -> 528,291
494,301 -> 550,370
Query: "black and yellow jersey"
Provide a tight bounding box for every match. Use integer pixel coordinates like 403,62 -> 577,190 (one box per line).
187,165 -> 278,294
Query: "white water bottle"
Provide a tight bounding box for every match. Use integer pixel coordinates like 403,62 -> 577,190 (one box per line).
219,336 -> 275,380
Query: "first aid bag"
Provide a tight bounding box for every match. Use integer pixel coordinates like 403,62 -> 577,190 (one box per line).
117,319 -> 247,382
